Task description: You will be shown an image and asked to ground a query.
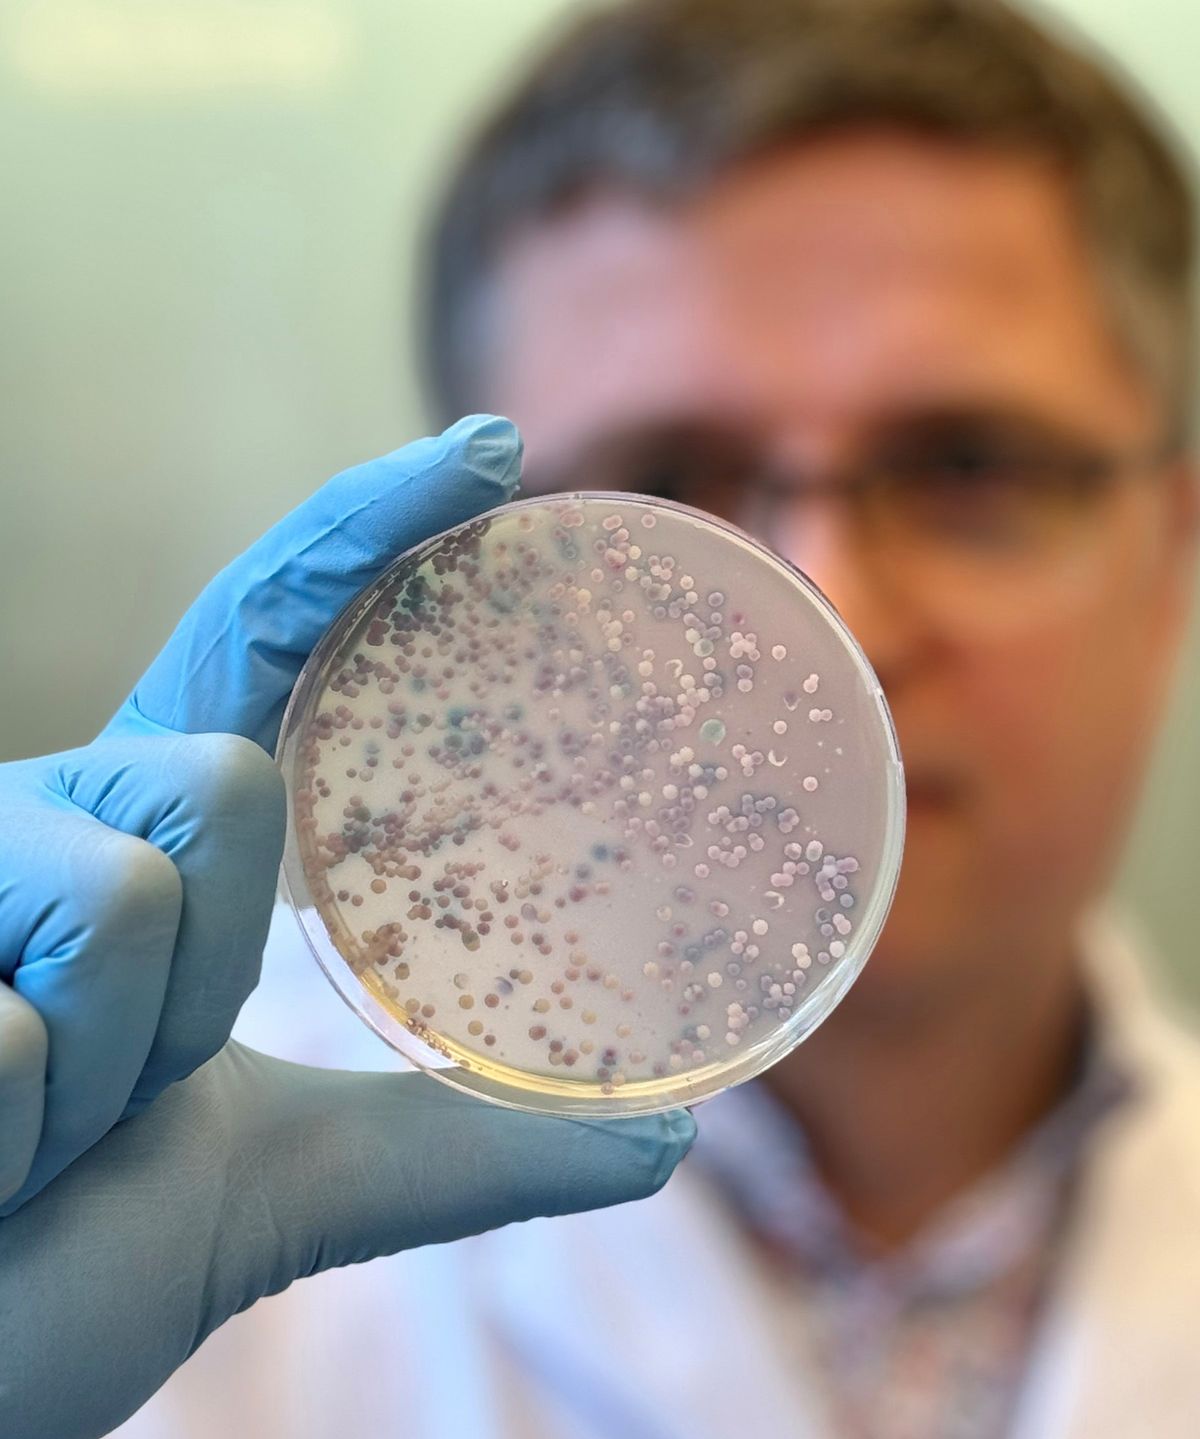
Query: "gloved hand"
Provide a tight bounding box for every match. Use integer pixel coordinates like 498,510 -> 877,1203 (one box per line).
0,415 -> 696,1439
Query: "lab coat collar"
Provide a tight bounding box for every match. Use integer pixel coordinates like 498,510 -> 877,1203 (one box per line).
1012,912 -> 1200,1438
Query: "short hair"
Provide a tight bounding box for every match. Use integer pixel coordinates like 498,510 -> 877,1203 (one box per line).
422,0 -> 1196,442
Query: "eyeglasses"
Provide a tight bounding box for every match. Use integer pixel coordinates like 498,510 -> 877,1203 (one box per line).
529,416 -> 1177,638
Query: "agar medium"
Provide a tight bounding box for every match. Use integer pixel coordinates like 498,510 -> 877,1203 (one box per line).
277,493 -> 904,1116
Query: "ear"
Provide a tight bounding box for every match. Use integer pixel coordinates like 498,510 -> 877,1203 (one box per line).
1164,453 -> 1200,580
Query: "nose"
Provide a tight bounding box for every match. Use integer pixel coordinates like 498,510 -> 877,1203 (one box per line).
768,498 -> 925,689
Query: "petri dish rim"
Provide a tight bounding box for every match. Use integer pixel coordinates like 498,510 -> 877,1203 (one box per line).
276,490 -> 906,1118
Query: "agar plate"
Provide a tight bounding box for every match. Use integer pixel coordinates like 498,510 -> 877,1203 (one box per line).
277,493 -> 904,1115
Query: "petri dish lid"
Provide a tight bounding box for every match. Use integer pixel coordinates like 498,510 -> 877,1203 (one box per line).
277,492 -> 904,1116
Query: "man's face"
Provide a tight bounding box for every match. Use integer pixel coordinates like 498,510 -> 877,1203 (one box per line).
477,132 -> 1195,1007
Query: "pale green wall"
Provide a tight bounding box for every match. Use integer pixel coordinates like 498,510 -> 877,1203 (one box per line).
2,0 -> 1197,986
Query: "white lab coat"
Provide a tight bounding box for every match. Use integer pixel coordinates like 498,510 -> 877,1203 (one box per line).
115,910 -> 1200,1439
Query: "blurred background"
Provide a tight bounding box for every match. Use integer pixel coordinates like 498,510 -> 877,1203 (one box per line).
2,0 -> 1197,990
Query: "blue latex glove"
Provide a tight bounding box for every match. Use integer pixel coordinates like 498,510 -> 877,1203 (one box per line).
0,415 -> 695,1439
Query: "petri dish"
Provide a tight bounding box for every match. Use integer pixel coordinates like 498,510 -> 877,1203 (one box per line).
277,493 -> 904,1116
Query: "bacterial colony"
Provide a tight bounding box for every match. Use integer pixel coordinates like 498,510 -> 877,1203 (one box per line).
281,494 -> 903,1113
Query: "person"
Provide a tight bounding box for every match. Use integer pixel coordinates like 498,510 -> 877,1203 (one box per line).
0,415 -> 694,1439
118,0 -> 1200,1435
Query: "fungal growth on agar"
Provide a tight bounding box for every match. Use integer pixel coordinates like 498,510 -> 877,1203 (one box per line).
279,494 -> 904,1115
